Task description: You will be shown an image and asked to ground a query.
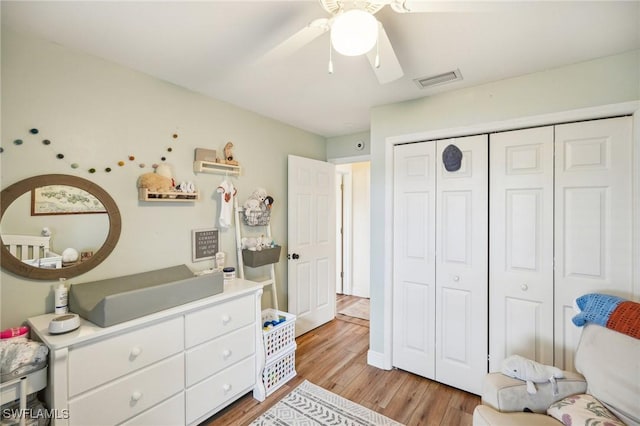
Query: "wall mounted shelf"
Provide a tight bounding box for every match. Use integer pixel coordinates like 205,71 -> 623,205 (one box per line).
138,188 -> 200,202
193,160 -> 241,176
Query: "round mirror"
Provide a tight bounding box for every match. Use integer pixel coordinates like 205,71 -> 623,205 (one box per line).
1,174 -> 121,280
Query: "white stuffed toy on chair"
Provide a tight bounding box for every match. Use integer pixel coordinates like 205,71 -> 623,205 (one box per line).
501,354 -> 564,395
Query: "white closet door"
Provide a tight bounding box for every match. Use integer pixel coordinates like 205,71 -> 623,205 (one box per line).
554,116 -> 633,370
435,135 -> 488,395
489,127 -> 554,372
393,142 -> 437,379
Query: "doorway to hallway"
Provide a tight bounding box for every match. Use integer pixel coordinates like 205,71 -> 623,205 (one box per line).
335,161 -> 370,298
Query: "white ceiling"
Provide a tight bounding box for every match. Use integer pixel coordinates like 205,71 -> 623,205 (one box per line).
2,1 -> 639,137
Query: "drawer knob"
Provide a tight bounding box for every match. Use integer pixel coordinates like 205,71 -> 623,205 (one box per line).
453,275 -> 460,282
222,349 -> 232,359
521,283 -> 529,291
223,384 -> 232,393
222,315 -> 231,325
130,346 -> 142,358
131,391 -> 143,402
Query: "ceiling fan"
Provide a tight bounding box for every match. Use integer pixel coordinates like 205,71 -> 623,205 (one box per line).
260,0 -> 472,84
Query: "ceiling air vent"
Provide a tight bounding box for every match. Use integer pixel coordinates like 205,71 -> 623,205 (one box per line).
414,69 -> 462,89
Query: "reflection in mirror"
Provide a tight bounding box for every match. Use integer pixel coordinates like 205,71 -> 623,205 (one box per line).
1,174 -> 121,280
2,190 -> 109,268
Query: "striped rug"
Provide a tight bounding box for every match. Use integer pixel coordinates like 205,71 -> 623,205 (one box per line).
250,380 -> 403,426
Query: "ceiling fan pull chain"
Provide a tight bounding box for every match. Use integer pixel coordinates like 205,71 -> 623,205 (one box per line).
328,37 -> 334,74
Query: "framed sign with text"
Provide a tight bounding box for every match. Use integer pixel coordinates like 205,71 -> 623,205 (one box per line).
192,228 -> 218,262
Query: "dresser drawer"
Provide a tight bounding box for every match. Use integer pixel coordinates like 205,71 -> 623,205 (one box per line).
185,294 -> 255,348
68,353 -> 184,426
121,393 -> 185,426
186,324 -> 256,386
186,355 -> 256,425
68,316 -> 183,396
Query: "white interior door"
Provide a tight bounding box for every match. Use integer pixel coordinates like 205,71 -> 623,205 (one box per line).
554,116 -> 633,370
489,127 -> 554,371
393,142 -> 437,379
288,155 -> 336,336
434,135 -> 488,395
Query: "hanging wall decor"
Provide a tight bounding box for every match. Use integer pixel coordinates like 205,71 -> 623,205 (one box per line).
2,126 -> 182,176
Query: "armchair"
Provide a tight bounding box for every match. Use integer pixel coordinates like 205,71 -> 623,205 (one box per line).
474,321 -> 639,425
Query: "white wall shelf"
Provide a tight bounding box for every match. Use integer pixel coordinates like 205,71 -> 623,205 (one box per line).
193,160 -> 241,176
138,188 -> 200,202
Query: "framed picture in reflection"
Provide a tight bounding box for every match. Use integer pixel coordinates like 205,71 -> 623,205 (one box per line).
31,185 -> 107,216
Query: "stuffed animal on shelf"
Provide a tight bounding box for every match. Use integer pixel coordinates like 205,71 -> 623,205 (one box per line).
501,354 -> 564,395
223,142 -> 238,166
137,164 -> 175,192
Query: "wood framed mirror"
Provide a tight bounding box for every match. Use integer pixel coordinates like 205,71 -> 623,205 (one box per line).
1,174 -> 121,280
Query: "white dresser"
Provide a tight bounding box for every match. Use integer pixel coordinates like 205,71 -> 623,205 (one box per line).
27,279 -> 266,426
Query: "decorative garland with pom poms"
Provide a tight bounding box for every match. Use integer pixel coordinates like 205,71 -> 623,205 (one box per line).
2,127 -> 181,174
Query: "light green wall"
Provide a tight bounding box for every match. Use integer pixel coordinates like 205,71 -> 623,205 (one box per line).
1,29 -> 326,328
326,131 -> 371,162
368,50 -> 640,356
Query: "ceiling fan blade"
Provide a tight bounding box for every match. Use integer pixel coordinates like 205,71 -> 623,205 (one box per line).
258,18 -> 329,64
390,0 -> 504,13
366,23 -> 403,84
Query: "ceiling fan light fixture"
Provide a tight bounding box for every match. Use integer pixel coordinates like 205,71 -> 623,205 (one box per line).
330,9 -> 378,56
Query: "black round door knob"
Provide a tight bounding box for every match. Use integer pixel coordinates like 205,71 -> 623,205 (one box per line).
292,253 -> 300,260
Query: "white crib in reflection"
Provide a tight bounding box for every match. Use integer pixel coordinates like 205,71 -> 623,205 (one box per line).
2,234 -> 63,269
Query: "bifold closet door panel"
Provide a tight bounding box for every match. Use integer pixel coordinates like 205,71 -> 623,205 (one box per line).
554,116 -> 633,371
392,142 -> 437,379
489,126 -> 554,372
434,135 -> 488,396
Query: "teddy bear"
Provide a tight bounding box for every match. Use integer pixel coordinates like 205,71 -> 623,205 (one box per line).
243,187 -> 268,215
137,164 -> 175,192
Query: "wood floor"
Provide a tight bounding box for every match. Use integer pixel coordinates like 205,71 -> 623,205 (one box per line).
203,295 -> 480,425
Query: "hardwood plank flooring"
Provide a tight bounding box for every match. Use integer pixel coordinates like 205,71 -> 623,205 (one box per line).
202,295 -> 480,425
